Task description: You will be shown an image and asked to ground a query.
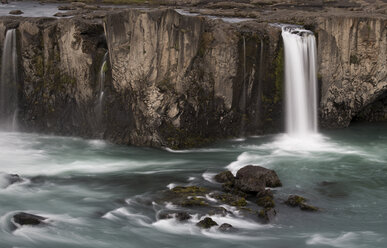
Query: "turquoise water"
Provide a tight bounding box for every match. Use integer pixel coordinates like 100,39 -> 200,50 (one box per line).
0,122 -> 386,248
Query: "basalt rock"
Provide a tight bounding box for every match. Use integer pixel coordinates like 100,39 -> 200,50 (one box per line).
13,212 -> 46,226
214,170 -> 235,184
218,223 -> 235,232
285,195 -> 318,212
235,165 -> 282,194
258,208 -> 276,223
196,217 -> 218,229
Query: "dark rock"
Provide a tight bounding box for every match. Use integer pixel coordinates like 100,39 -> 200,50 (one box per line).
256,196 -> 275,208
176,212 -> 192,221
214,171 -> 235,184
208,207 -> 229,216
13,212 -> 46,226
58,5 -> 76,11
218,223 -> 235,232
285,195 -> 306,207
159,211 -> 192,221
180,196 -> 208,207
258,208 -> 276,223
171,186 -> 207,195
196,217 -> 218,229
235,165 -> 282,194
7,174 -> 23,185
9,10 -> 23,15
285,195 -> 318,212
257,189 -> 274,198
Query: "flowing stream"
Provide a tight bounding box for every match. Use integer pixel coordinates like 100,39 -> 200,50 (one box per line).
0,122 -> 386,248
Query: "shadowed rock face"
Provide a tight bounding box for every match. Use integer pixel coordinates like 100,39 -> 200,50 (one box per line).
0,6 -> 384,148
317,17 -> 387,127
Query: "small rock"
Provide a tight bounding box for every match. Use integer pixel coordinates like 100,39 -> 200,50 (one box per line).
258,208 -> 276,223
285,195 -> 306,207
9,10 -> 23,15
13,212 -> 46,226
218,223 -> 235,232
285,195 -> 318,212
196,217 -> 218,229
214,170 -> 235,184
180,196 -> 208,207
256,196 -> 275,208
175,212 -> 191,221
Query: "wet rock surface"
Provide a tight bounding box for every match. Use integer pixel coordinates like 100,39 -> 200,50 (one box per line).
13,212 -> 46,226
285,195 -> 319,212
218,223 -> 235,232
196,217 -> 218,229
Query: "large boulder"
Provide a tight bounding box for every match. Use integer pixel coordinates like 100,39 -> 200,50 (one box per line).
235,165 -> 282,194
13,212 -> 46,226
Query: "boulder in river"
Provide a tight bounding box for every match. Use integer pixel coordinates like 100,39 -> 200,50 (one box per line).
218,223 -> 235,232
235,165 -> 282,194
196,217 -> 218,229
214,170 -> 235,184
13,212 -> 46,226
258,208 -> 277,223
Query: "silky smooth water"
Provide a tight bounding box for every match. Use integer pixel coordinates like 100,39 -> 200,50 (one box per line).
0,122 -> 386,248
0,29 -> 18,131
282,27 -> 318,136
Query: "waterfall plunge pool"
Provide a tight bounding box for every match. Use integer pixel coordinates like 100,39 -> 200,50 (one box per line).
0,122 -> 386,248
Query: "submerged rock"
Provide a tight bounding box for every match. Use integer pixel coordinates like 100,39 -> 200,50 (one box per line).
258,208 -> 277,223
9,10 -> 23,15
285,195 -> 318,212
13,212 -> 46,226
218,223 -> 235,232
196,217 -> 218,229
235,165 -> 282,194
158,211 -> 191,222
0,173 -> 23,188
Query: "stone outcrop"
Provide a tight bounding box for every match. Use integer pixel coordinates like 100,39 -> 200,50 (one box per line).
317,16 -> 387,127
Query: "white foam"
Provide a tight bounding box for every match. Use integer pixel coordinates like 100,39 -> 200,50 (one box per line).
202,172 -> 217,183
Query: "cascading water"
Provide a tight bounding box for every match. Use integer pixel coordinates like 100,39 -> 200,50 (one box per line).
0,29 -> 18,131
282,27 -> 318,137
95,52 -> 108,124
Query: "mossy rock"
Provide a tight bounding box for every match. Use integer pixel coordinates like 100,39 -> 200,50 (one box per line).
171,186 -> 207,195
196,217 -> 218,229
214,170 -> 235,184
257,196 -> 275,208
180,196 -> 209,207
258,208 -> 276,223
212,193 -> 247,207
285,195 -> 319,212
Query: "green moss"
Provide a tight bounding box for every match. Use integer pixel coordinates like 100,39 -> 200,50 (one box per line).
33,55 -> 44,77
257,196 -> 275,208
212,193 -> 247,207
350,54 -> 360,65
273,44 -> 284,104
180,196 -> 209,207
171,186 -> 207,194
300,203 -> 319,212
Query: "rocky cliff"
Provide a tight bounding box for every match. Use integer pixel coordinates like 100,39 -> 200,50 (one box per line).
0,5 -> 385,148
316,16 -> 387,127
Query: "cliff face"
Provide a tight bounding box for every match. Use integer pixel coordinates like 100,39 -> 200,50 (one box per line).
0,8 -> 385,148
103,9 -> 283,148
0,17 -> 107,136
317,16 -> 387,127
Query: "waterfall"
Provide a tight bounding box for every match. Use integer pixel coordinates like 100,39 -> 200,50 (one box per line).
0,29 -> 18,131
282,27 -> 318,136
95,52 -> 108,124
